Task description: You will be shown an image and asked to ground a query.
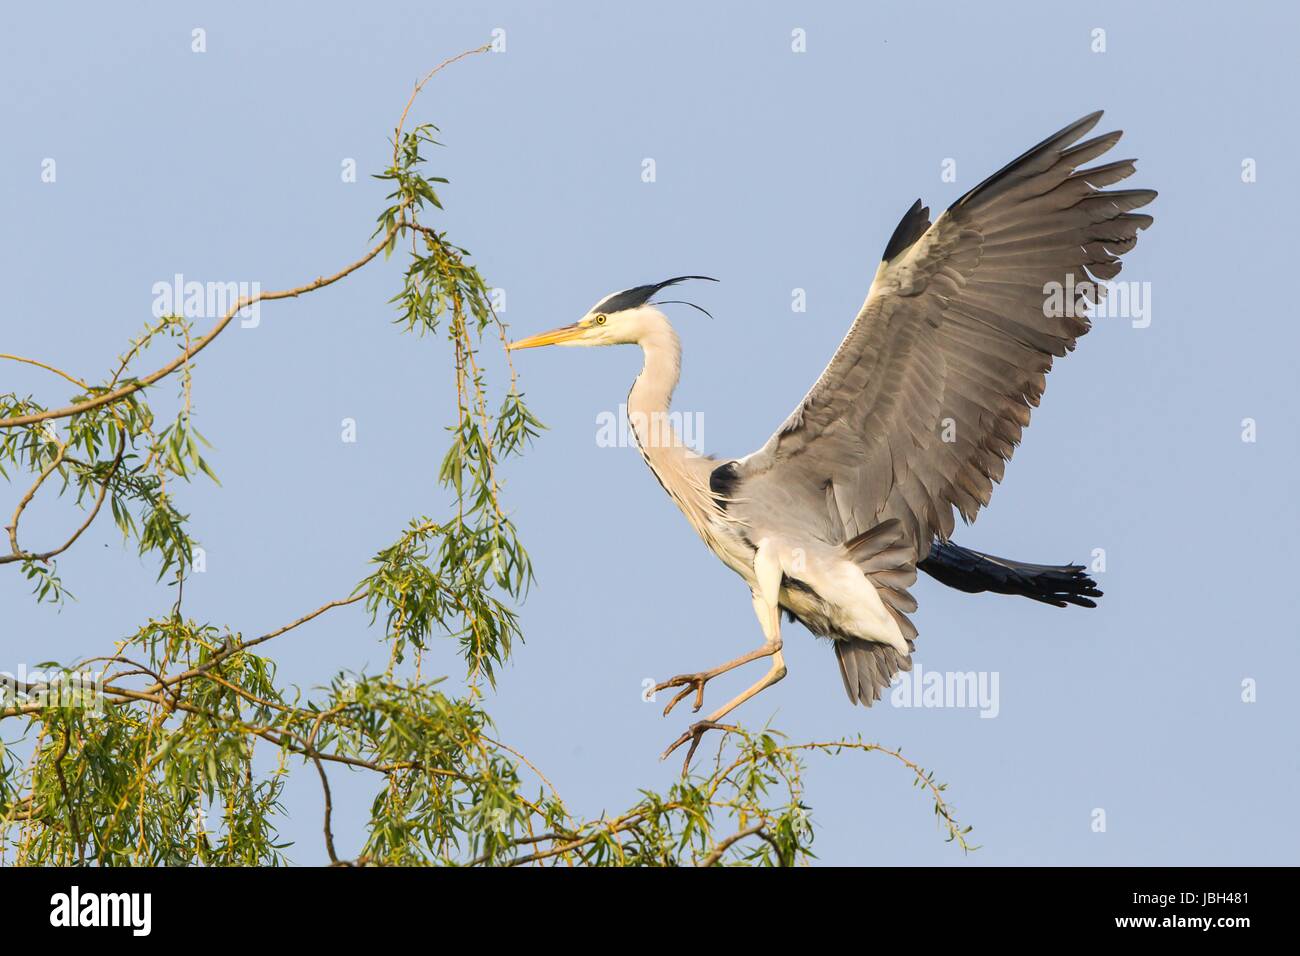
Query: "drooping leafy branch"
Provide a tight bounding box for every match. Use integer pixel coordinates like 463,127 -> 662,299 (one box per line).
0,46 -> 970,866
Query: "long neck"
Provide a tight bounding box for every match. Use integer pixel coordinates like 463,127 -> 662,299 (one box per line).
627,322 -> 710,513
628,321 -> 687,454
625,318 -> 732,548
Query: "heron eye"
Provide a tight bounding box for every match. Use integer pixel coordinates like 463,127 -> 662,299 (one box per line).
594,314 -> 607,325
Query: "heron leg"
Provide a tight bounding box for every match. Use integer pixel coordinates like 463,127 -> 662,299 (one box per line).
660,651 -> 788,772
661,539 -> 787,772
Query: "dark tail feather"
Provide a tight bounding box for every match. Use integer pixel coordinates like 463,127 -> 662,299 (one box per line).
918,540 -> 1102,608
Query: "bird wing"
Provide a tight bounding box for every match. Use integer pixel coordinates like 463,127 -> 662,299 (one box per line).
729,111 -> 1155,559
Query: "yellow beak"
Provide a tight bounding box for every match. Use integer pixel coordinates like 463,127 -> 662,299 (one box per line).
506,323 -> 587,351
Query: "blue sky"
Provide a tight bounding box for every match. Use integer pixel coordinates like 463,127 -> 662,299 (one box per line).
2,1 -> 1297,865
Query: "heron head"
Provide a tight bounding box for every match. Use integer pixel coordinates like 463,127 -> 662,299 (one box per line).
507,276 -> 716,351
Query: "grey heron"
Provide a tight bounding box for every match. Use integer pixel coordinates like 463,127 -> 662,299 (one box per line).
509,112 -> 1154,765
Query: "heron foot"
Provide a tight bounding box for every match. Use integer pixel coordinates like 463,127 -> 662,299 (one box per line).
652,672 -> 713,716
652,643 -> 781,717
660,720 -> 739,775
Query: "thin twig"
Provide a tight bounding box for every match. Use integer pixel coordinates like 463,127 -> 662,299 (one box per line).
0,354 -> 90,390
392,45 -> 491,167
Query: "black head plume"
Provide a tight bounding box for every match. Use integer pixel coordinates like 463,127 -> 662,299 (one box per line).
594,275 -> 717,317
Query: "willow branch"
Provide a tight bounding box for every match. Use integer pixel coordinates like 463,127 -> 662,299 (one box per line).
697,822 -> 766,867
393,45 -> 491,166
4,439 -> 66,557
1,430 -> 126,565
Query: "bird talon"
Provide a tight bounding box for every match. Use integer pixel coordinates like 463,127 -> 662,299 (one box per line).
653,673 -> 709,716
659,720 -> 737,775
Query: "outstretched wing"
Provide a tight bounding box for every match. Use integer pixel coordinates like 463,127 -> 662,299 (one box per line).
729,111 -> 1155,559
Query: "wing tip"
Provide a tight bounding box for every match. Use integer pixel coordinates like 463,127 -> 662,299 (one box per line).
951,110 -> 1114,212
881,198 -> 932,262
